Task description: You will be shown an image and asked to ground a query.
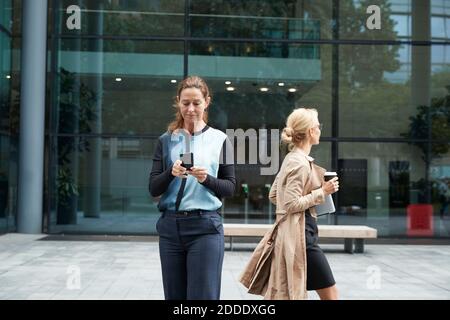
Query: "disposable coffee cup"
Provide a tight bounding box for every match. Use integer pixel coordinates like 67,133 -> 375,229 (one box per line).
316,171 -> 337,215
324,172 -> 337,182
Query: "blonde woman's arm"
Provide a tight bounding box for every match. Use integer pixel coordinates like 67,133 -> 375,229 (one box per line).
283,164 -> 325,214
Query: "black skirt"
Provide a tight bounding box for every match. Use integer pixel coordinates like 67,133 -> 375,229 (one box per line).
305,211 -> 336,291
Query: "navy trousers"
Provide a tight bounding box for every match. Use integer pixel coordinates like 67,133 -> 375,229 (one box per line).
156,210 -> 224,300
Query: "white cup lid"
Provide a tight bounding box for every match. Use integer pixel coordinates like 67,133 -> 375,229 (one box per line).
324,172 -> 337,176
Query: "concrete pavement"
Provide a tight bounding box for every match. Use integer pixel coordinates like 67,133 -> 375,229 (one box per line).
0,233 -> 449,300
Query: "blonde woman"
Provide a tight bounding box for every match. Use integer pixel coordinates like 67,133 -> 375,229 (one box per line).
240,108 -> 339,300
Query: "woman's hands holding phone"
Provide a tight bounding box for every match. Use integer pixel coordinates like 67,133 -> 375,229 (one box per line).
172,160 -> 188,178
189,166 -> 208,183
172,161 -> 207,183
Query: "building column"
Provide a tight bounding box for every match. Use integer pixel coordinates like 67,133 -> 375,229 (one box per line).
411,0 -> 431,108
411,0 -> 432,202
84,2 -> 103,218
17,0 -> 48,233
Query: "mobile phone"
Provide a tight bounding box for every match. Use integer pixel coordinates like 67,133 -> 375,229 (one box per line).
180,152 -> 194,171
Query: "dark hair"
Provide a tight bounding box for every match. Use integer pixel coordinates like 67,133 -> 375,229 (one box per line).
167,76 -> 212,132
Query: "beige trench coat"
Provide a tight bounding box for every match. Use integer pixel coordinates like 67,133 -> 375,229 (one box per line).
239,148 -> 326,300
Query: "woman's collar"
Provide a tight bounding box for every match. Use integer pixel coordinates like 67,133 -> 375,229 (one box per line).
293,147 -> 315,162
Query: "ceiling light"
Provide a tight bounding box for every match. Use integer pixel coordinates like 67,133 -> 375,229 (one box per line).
115,77 -> 122,82
225,81 -> 231,85
288,88 -> 297,93
6,75 -> 11,79
260,87 -> 269,92
278,82 -> 285,87
226,87 -> 235,91
171,79 -> 177,83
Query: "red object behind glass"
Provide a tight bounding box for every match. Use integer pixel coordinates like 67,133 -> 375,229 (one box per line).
406,204 -> 434,236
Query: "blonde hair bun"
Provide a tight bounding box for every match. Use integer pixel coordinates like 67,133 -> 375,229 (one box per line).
281,127 -> 294,143
281,107 -> 318,150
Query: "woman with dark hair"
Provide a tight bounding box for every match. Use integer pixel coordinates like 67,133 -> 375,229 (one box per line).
149,76 -> 235,300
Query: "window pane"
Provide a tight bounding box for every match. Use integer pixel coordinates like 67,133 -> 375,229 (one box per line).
431,144 -> 450,237
339,44 -> 410,138
190,0 -> 332,40
53,39 -> 184,135
339,44 -> 450,139
392,14 -> 410,38
430,61 -> 450,143
0,0 -> 14,234
339,0 -> 450,42
338,142 -> 430,237
56,0 -> 184,37
49,136 -> 160,234
0,0 -> 12,32
432,16 -> 446,39
339,0 -> 405,41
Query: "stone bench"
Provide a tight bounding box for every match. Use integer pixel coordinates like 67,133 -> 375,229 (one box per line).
223,223 -> 377,253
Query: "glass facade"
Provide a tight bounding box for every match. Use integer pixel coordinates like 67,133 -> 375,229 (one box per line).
1,0 -> 450,238
0,0 -> 17,234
